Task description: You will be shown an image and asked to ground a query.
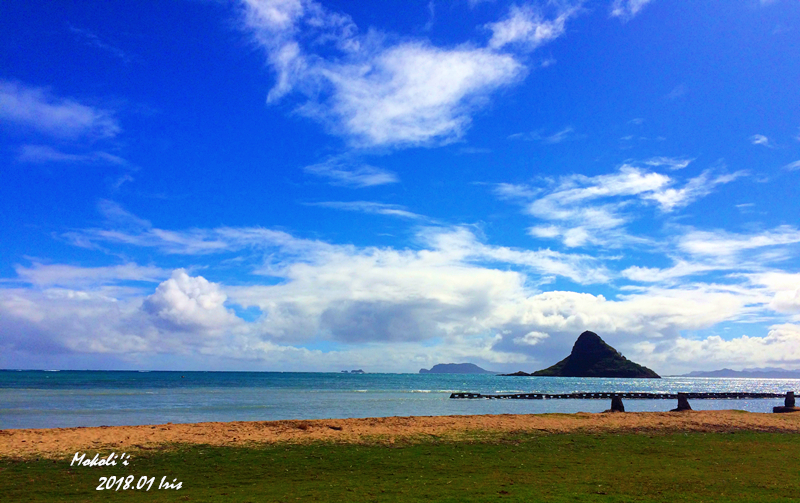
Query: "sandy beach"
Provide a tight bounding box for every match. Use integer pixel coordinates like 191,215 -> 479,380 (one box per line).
2,410 -> 799,458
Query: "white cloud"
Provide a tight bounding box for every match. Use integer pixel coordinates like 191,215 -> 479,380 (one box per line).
68,24 -> 131,63
8,201 -> 800,372
750,134 -> 773,147
495,166 -> 741,248
542,127 -> 576,144
664,84 -> 686,100
743,272 -> 800,315
514,330 -> 549,346
492,182 -> 540,199
783,160 -> 800,171
643,156 -> 694,170
486,4 -> 580,50
633,324 -> 800,372
311,43 -> 523,147
305,201 -> 423,219
303,158 -> 399,187
3,219 -> 798,372
679,226 -> 800,259
507,126 -> 578,143
240,0 -> 580,147
621,260 -> 725,283
13,263 -> 167,288
641,170 -> 745,212
0,80 -> 120,139
610,0 -> 653,22
17,144 -> 127,165
143,270 -> 242,332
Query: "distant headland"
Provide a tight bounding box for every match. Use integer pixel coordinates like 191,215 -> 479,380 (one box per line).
679,368 -> 800,379
419,363 -> 496,374
502,331 -> 660,378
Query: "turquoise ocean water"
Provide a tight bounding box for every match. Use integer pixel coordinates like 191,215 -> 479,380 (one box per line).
1,370 -> 798,430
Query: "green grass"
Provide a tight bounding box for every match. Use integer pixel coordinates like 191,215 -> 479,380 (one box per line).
2,431 -> 800,502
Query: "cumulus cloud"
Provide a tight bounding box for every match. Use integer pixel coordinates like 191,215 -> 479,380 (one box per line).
0,80 -> 120,139
610,0 -> 653,22
143,270 -> 242,332
744,272 -> 800,315
240,0 -> 578,147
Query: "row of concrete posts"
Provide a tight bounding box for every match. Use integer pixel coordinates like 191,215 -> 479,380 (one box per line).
607,391 -> 797,413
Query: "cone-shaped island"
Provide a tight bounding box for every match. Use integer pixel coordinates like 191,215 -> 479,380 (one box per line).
508,331 -> 660,378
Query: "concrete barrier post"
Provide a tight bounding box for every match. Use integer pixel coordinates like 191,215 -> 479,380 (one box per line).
671,392 -> 692,411
786,391 -> 795,408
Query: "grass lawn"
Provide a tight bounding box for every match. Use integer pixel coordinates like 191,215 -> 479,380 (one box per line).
2,431 -> 799,502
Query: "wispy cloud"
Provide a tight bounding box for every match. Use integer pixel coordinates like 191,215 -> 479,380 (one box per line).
304,201 -> 424,219
68,24 -> 131,63
664,84 -> 686,100
783,160 -> 800,171
303,158 -> 399,187
492,182 -> 540,199
14,262 -> 167,288
17,144 -> 127,165
508,126 -> 580,144
643,156 -> 694,170
496,166 -> 742,248
610,0 -> 654,22
621,261 -> 718,283
423,1 -> 435,31
679,226 -> 800,260
240,0 -> 579,147
750,134 -> 774,147
0,80 -> 120,139
485,3 -> 581,50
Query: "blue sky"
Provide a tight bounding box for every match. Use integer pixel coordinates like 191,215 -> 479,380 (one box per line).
1,0 -> 799,373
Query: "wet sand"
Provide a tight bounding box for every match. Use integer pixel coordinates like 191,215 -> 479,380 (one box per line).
2,410 -> 799,458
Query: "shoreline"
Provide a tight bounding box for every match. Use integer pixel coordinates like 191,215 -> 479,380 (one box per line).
2,410 -> 800,458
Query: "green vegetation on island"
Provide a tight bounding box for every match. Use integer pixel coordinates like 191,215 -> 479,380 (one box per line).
3,431 -> 800,502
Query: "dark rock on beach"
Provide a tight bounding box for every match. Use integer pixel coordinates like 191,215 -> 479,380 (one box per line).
532,331 -> 661,378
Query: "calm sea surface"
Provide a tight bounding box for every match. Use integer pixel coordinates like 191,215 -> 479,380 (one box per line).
1,370 -> 798,429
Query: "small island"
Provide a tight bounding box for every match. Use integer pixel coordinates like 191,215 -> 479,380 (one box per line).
419,363 -> 496,374
503,331 -> 660,378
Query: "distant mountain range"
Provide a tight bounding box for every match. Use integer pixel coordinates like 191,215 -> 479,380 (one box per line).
680,368 -> 800,379
419,363 -> 497,374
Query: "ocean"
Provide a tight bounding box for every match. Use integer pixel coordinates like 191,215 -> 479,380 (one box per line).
1,370 -> 798,430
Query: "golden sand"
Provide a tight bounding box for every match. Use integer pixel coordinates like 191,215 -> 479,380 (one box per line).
2,410 -> 799,458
